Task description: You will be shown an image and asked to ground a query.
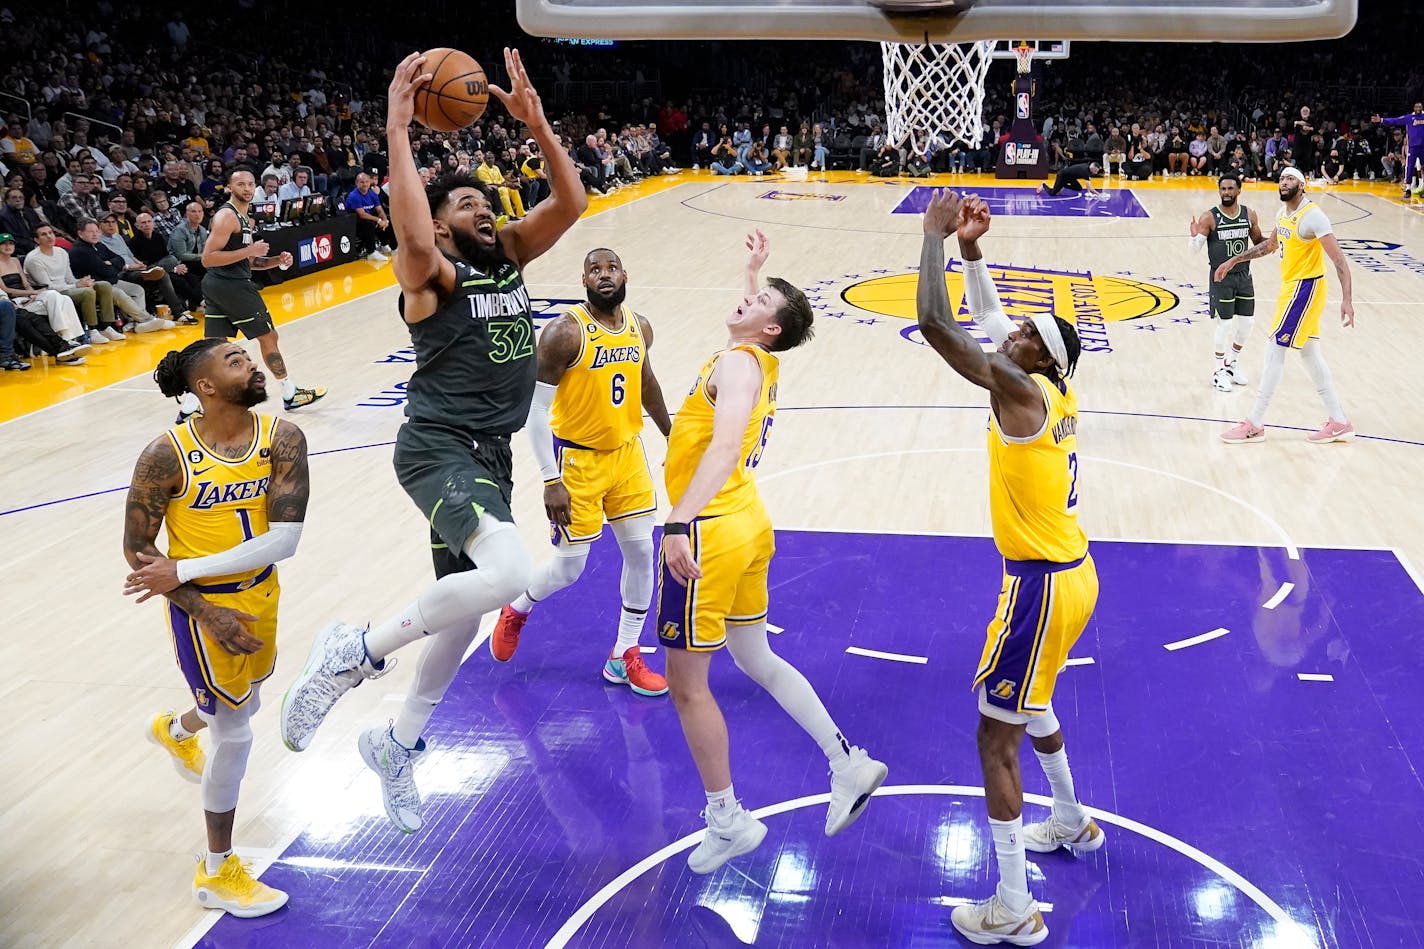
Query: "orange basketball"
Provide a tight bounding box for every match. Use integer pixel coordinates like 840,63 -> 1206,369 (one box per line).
413,48 -> 489,132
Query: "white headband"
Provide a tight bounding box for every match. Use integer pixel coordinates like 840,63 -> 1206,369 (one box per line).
1030,314 -> 1069,373
1279,167 -> 1306,184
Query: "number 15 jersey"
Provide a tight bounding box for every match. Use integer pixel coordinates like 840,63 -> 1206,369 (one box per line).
987,374 -> 1087,564
549,303 -> 646,450
665,345 -> 778,519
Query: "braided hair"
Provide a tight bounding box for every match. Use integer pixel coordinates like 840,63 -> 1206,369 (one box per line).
154,338 -> 226,398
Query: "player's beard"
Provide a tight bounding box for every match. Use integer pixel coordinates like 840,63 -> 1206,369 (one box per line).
1220,193 -> 1237,208
236,377 -> 269,407
451,224 -> 509,269
1279,183 -> 1301,202
586,281 -> 627,311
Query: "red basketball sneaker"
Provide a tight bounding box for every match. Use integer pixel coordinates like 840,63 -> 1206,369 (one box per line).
490,605 -> 528,663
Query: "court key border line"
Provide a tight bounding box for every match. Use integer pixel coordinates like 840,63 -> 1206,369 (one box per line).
543,784 -> 1319,949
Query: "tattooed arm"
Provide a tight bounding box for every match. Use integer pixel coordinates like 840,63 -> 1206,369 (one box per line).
125,421 -> 308,594
122,435 -> 264,654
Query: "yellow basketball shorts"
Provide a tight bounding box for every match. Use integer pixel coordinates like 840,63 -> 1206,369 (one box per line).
974,554 -> 1098,717
550,435 -> 657,545
656,501 -> 773,652
167,566 -> 280,715
1271,275 -> 1325,350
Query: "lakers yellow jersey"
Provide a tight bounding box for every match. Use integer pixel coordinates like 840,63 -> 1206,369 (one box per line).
987,375 -> 1087,563
549,304 -> 646,451
164,413 -> 278,586
665,345 -> 778,518
1276,201 -> 1326,283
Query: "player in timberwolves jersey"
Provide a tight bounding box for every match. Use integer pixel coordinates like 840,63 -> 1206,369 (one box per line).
918,192 -> 1100,946
1189,173 -> 1264,390
657,230 -> 887,875
121,337 -> 310,917
491,247 -> 673,696
279,49 -> 586,834
1217,166 -> 1357,444
172,166 -> 325,422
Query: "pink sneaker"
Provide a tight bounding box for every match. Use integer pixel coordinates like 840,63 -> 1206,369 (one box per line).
1307,419 -> 1355,443
1220,420 -> 1266,444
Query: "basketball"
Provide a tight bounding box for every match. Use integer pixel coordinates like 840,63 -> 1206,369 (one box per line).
413,48 -> 488,132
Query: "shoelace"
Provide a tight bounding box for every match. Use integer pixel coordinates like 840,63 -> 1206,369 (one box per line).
623,651 -> 649,677
216,858 -> 267,896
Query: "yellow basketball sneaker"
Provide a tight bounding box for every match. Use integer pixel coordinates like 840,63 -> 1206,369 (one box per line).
145,711 -> 204,783
193,854 -> 289,917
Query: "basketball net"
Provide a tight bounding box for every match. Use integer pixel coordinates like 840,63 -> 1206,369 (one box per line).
1014,44 -> 1035,75
880,40 -> 994,149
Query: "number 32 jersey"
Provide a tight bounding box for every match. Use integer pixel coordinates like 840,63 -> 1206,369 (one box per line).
987,374 -> 1088,564
401,257 -> 535,436
549,303 -> 646,451
665,345 -> 778,519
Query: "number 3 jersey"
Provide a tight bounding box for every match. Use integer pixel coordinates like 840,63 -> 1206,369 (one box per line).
401,257 -> 536,436
665,345 -> 778,519
549,303 -> 646,450
987,374 -> 1088,564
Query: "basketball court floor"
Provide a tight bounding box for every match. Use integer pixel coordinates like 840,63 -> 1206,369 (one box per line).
3,169 -> 1422,948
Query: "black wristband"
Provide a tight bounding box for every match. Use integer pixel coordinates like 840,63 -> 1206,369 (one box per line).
663,521 -> 690,536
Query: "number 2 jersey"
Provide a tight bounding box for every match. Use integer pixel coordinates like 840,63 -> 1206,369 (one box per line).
665,345 -> 778,519
400,256 -> 535,436
987,374 -> 1087,564
549,303 -> 646,450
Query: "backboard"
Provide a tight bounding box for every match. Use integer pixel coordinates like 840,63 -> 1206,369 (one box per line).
515,0 -> 1358,44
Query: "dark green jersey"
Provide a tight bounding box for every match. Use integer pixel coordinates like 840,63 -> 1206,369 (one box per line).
401,257 -> 536,435
207,202 -> 254,281
1208,206 -> 1253,278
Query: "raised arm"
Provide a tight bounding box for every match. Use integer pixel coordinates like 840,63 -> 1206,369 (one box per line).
490,48 -> 588,269
637,314 -> 672,437
744,228 -> 768,296
1247,207 -> 1266,245
660,350 -> 761,583
524,313 -> 582,525
1188,208 -> 1214,252
386,52 -> 456,308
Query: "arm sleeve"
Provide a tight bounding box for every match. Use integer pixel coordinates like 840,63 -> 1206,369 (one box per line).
960,258 -> 1015,345
174,521 -> 304,583
1189,233 -> 1207,253
1297,206 -> 1332,240
523,381 -> 560,482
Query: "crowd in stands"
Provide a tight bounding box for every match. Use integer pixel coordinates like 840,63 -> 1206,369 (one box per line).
1,3 -> 1418,371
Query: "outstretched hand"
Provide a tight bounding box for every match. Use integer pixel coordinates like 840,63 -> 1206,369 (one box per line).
1188,215 -> 1201,237
957,193 -> 991,243
745,228 -> 769,272
388,52 -> 433,130
488,48 -> 547,129
922,188 -> 962,239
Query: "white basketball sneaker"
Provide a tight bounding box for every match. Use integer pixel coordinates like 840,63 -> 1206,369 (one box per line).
951,892 -> 1049,946
280,622 -> 393,752
1225,359 -> 1249,386
1023,811 -> 1106,853
358,724 -> 425,833
687,806 -> 767,874
1213,367 -> 1233,391
825,746 -> 888,836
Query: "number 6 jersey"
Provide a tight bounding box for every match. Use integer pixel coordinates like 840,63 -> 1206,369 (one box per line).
549,303 -> 646,451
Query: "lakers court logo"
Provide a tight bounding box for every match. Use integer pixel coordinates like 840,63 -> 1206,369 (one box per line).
836,262 -> 1185,354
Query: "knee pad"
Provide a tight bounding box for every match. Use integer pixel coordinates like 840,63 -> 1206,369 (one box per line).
725,621 -> 779,682
460,514 -> 534,604
1025,704 -> 1061,739
200,702 -> 255,813
533,542 -> 590,598
1232,314 -> 1255,346
611,515 -> 655,607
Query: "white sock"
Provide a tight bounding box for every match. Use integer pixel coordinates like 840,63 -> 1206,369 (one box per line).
205,849 -> 233,875
280,377 -> 297,401
614,606 -> 646,655
705,785 -> 738,824
364,600 -> 434,662
1034,747 -> 1086,826
989,816 -> 1032,914
169,717 -> 195,742
510,594 -> 535,614
820,730 -> 852,771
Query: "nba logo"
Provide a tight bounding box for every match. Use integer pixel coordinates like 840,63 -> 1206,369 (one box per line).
1016,93 -> 1030,119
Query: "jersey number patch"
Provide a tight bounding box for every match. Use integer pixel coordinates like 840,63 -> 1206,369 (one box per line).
488,319 -> 533,364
